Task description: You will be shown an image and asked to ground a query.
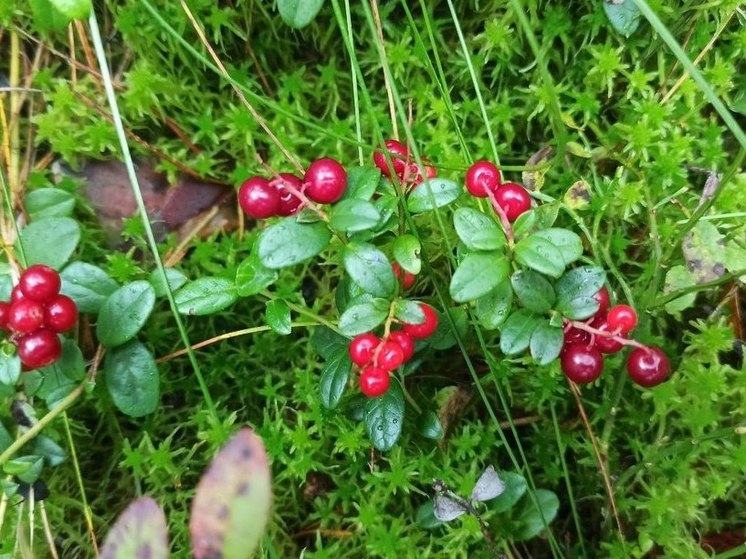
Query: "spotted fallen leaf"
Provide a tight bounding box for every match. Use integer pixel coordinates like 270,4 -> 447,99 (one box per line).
190,428 -> 272,559
564,180 -> 591,209
100,497 -> 169,559
522,146 -> 553,192
682,221 -> 726,284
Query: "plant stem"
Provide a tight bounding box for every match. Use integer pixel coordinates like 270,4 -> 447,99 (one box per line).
486,188 -> 514,245
567,320 -> 648,351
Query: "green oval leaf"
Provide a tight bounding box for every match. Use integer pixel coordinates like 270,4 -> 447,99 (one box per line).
4,455 -> 43,484
475,280 -> 513,329
416,410 -> 443,440
554,266 -> 606,320
407,178 -> 461,213
277,0 -> 324,28
24,188 -> 75,219
343,242 -> 396,298
257,220 -> 331,269
49,0 -> 92,19
319,346 -> 352,410
529,322 -> 564,365
338,298 -> 389,336
510,270 -> 555,313
514,489 -> 560,541
97,281 -> 155,348
190,428 -> 272,559
364,382 -> 404,451
17,217 -> 80,270
0,352 -> 21,387
532,228 -> 583,267
235,250 -> 278,297
24,339 -> 85,406
100,497 -> 169,559
514,235 -> 566,279
148,268 -> 187,298
329,199 -> 381,233
393,299 -> 425,324
453,208 -> 505,251
31,435 -> 67,467
311,327 -> 349,360
499,309 -> 541,355
663,265 -> 697,313
61,262 -> 119,314
105,341 -> 159,418
392,234 -> 421,275
341,165 -> 381,201
175,277 -> 237,316
450,253 -> 509,303
265,300 -> 291,335
489,472 -> 528,513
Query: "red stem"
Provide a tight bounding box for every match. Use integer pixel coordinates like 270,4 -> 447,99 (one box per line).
567,320 -> 648,351
486,189 -> 514,244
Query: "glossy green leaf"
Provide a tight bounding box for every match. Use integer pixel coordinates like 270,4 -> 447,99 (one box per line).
450,253 -> 509,303
512,203 -> 559,238
24,188 -> 75,219
529,322 -> 564,365
416,411 -> 443,440
407,178 -> 461,213
0,421 -> 11,453
663,265 -> 697,313
489,472 -> 528,513
61,262 -> 119,314
338,298 -> 389,336
393,299 -> 425,324
16,217 -> 80,270
235,250 -> 278,297
24,339 -> 85,406
97,281 -> 155,348
329,199 -> 381,233
364,382 -> 405,451
429,307 -> 469,350
416,501 -> 443,529
30,0 -> 70,30
277,0 -> 324,28
4,455 -> 43,484
453,208 -> 505,251
31,435 -> 67,467
499,309 -> 541,355
513,489 -> 560,541
257,220 -> 331,269
510,270 -> 555,313
265,300 -> 291,335
311,327 -> 349,360
148,268 -> 187,298
392,234 -> 421,274
475,280 -> 513,329
190,428 -> 272,559
343,242 -> 396,298
105,341 -> 159,418
514,235 -> 566,279
342,165 -> 381,201
0,352 -> 21,387
175,277 -> 237,316
100,497 -> 169,559
50,0 -> 91,18
319,346 -> 352,409
532,228 -> 583,267
554,266 -> 606,320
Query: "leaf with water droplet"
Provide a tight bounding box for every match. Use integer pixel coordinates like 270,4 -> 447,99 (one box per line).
364,382 -> 404,451
100,497 -> 169,559
97,281 -> 155,348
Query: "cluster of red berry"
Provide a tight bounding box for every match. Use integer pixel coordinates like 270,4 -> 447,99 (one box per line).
561,288 -> 670,387
373,139 -> 436,190
238,157 -> 348,219
464,160 -> 532,221
350,302 -> 438,398
0,265 -> 78,369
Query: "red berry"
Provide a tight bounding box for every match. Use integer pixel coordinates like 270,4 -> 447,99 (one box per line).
403,304 -> 438,339
359,365 -> 390,397
349,333 -> 380,367
237,177 -> 280,219
493,182 -> 531,221
425,165 -> 437,179
388,331 -> 414,362
561,344 -> 604,384
607,305 -> 637,334
17,329 -> 61,369
392,263 -> 416,290
274,173 -> 304,216
465,160 -> 501,197
8,300 -> 45,334
377,340 -> 405,371
373,139 -> 408,177
304,158 -> 347,204
0,302 -> 10,331
10,287 -> 26,305
589,316 -> 624,354
627,346 -> 670,387
593,287 -> 610,317
19,265 -> 61,302
44,295 -> 78,333
564,326 -> 590,346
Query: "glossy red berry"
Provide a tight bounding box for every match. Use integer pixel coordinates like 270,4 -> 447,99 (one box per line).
561,344 -> 604,384
388,331 -> 414,362
403,304 -> 438,339
607,305 -> 637,334
359,365 -> 390,398
304,158 -> 348,204
465,160 -> 501,198
593,286 -> 610,318
377,340 -> 405,371
627,346 -> 670,387
19,265 -> 61,302
8,300 -> 45,334
44,295 -> 78,333
425,165 -> 437,179
563,326 -> 590,346
589,316 -> 624,354
238,177 -> 280,219
10,287 -> 26,305
392,263 -> 416,290
493,182 -> 531,221
274,173 -> 304,216
373,139 -> 408,177
17,329 -> 61,369
0,301 -> 10,331
349,333 -> 380,367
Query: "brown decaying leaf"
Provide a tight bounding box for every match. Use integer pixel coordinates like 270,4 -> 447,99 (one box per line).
437,385 -> 474,449
522,146 -> 553,191
100,497 -> 169,559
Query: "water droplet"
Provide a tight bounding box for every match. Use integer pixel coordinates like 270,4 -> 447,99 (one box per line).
377,426 -> 383,431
